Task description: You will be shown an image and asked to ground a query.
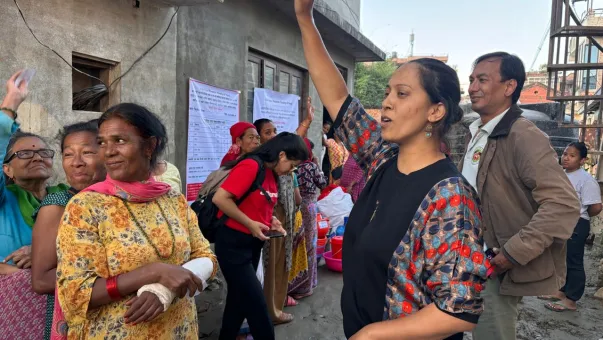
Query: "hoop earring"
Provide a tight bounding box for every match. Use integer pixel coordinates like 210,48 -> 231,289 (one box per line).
425,124 -> 433,138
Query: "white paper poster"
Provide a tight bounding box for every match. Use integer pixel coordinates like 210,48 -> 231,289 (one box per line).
252,88 -> 300,133
186,79 -> 240,202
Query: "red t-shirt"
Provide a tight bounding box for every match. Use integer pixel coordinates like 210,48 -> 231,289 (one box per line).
218,159 -> 278,234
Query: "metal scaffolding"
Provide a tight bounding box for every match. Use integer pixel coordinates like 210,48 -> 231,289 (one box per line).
548,0 -> 603,177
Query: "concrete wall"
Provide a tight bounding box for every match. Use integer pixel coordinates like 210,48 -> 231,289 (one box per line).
322,0 -> 361,29
0,0 -> 178,181
174,1 -> 357,184
1,0 -> 359,186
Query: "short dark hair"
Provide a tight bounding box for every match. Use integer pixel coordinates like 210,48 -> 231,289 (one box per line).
253,118 -> 273,133
99,103 -> 168,169
58,119 -> 99,152
473,52 -> 526,104
226,132 -> 309,170
567,141 -> 588,159
409,58 -> 464,136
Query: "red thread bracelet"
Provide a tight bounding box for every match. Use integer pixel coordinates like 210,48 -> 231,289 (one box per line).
106,276 -> 122,300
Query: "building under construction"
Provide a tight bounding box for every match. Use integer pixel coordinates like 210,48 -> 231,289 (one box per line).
547,0 -> 603,179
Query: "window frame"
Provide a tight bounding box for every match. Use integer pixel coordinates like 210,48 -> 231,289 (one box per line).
247,51 -> 305,122
72,52 -> 121,112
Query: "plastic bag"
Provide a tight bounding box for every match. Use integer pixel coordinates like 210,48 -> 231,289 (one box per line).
317,187 -> 353,234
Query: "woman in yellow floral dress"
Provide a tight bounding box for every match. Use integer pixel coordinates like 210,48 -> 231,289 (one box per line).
57,103 -> 217,339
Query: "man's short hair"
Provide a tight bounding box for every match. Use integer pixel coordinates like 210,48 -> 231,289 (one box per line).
474,52 -> 526,104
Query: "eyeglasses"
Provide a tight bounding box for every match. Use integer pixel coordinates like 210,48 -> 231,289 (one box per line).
4,149 -> 55,163
245,135 -> 261,141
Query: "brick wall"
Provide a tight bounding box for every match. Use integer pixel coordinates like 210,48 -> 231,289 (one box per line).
520,83 -> 552,104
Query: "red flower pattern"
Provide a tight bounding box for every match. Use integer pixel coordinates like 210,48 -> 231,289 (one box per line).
436,198 -> 447,210
450,195 -> 461,207
437,243 -> 449,255
472,252 -> 484,264
451,240 -> 462,251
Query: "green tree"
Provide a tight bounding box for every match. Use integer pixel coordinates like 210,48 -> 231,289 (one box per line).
354,60 -> 397,109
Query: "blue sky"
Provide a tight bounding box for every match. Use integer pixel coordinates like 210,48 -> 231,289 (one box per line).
359,0 -> 556,90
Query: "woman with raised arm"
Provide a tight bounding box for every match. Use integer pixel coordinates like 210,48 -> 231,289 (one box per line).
0,71 -> 68,339
294,1 -> 488,339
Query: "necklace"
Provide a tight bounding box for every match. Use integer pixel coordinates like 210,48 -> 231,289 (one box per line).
122,199 -> 176,260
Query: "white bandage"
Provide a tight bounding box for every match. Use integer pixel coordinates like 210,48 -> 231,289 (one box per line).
137,283 -> 175,312
136,257 -> 214,311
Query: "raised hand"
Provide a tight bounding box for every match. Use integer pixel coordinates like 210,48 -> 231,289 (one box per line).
294,0 -> 315,18
2,70 -> 30,115
306,96 -> 315,123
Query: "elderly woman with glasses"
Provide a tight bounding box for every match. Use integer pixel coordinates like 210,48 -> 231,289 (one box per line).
0,70 -> 68,338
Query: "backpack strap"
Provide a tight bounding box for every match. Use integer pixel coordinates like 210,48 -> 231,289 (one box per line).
217,156 -> 271,225
248,156 -> 272,203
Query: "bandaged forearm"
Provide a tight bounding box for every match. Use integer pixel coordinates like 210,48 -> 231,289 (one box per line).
137,283 -> 175,312
137,257 -> 214,310
182,257 -> 213,295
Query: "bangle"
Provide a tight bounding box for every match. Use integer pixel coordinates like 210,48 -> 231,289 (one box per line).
106,276 -> 122,300
301,123 -> 310,128
0,107 -> 17,120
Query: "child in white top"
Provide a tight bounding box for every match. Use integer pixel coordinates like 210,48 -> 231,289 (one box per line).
541,142 -> 602,312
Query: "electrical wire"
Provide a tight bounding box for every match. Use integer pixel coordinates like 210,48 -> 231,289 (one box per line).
13,0 -> 107,88
339,0 -> 361,28
109,6 -> 180,88
13,0 -> 179,92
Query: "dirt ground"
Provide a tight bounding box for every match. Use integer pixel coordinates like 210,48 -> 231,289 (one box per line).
199,246 -> 603,340
510,245 -> 603,340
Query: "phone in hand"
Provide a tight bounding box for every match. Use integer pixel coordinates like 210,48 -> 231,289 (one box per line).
485,248 -> 496,278
264,230 -> 285,239
15,69 -> 36,88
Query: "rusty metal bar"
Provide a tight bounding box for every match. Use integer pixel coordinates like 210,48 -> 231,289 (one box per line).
550,94 -> 603,101
564,0 -> 571,29
547,0 -> 603,147
586,43 -> 593,96
597,106 -> 602,151
549,63 -> 603,71
559,124 -> 603,128
552,27 -> 603,37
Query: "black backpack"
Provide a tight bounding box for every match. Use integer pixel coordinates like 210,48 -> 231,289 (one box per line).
191,156 -> 270,243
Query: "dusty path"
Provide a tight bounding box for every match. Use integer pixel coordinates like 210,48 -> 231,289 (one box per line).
276,247 -> 603,340
201,246 -> 603,339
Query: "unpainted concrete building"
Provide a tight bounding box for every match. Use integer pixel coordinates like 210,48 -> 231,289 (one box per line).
0,0 -> 384,185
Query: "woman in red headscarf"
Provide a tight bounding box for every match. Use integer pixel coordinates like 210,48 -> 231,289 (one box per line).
220,122 -> 260,166
288,138 -> 327,300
